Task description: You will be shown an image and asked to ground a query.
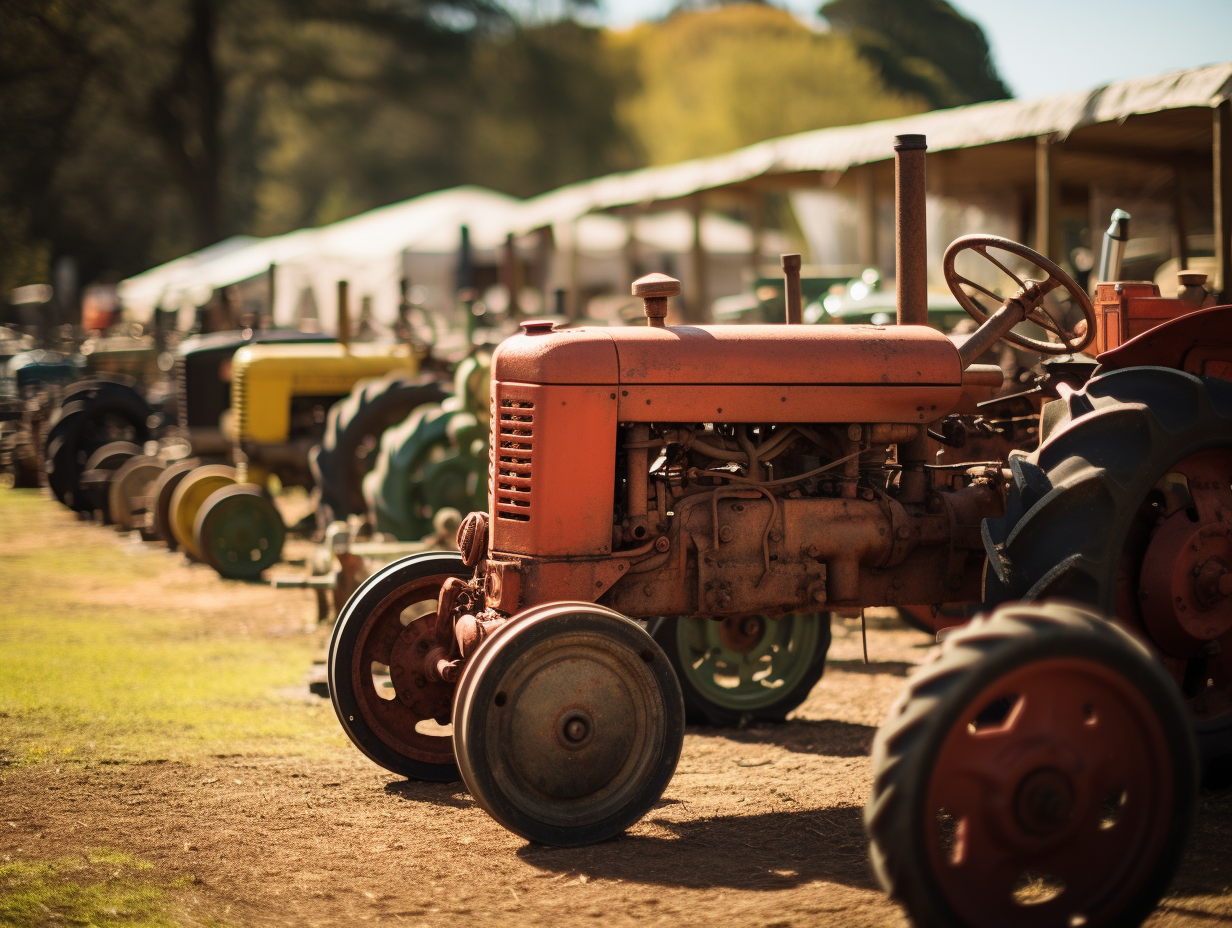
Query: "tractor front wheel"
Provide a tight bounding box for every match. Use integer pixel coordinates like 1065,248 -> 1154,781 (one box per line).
328,551 -> 470,782
866,602 -> 1197,928
453,603 -> 684,846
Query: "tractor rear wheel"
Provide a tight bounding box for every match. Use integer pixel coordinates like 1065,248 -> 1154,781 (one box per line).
866,601 -> 1197,928
310,375 -> 448,524
453,602 -> 684,846
43,383 -> 152,511
328,551 -> 470,782
983,368 -> 1232,771
648,613 -> 829,725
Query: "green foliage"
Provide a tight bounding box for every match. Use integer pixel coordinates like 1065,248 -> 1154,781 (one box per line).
821,0 -> 1011,108
0,0 -> 999,298
0,489 -> 341,766
614,4 -> 925,166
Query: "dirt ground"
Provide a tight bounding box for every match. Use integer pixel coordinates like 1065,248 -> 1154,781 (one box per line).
2,492 -> 1231,927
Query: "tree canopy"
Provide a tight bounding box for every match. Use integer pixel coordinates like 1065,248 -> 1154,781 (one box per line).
0,0 -> 1009,298
820,0 -> 1010,109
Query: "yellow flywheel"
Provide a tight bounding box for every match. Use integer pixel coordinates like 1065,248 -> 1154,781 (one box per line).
168,465 -> 238,560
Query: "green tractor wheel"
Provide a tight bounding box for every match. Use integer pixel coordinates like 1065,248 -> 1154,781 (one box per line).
194,484 -> 285,580
648,612 -> 831,725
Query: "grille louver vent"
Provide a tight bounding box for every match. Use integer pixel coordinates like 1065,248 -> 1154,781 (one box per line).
495,398 -> 533,521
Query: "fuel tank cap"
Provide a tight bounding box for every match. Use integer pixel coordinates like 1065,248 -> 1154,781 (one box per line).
519,319 -> 557,335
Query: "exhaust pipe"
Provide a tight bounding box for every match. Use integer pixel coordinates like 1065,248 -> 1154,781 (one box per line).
337,279 -> 350,350
782,253 -> 802,323
894,134 -> 928,327
1097,209 -> 1130,283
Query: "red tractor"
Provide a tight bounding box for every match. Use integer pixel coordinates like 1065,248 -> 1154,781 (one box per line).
328,133 -> 1228,925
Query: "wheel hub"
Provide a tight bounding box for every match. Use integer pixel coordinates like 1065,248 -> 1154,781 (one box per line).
388,618 -> 452,724
718,614 -> 766,652
1140,515 -> 1232,656
1013,766 -> 1075,837
506,654 -> 636,800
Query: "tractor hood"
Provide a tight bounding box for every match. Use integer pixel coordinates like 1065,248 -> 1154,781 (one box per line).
493,323 -> 963,387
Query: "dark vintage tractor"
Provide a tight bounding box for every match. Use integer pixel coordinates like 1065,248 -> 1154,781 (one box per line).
325,134 -> 1223,926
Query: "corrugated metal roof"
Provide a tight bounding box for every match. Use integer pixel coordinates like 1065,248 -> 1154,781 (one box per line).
516,61 -> 1232,229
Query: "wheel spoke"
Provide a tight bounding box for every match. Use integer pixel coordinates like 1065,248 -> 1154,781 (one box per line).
954,274 -> 1006,306
974,245 -> 1026,288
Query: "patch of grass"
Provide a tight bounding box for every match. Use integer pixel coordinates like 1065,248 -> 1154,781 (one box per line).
0,489 -> 344,766
0,849 -> 182,928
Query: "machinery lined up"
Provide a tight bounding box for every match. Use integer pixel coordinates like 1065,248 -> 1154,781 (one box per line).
324,134 -> 1230,927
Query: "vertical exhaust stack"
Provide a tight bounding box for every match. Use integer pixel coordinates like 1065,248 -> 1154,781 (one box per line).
783,255 -> 803,322
894,134 -> 928,327
337,279 -> 350,351
782,254 -> 803,323
1097,209 -> 1131,283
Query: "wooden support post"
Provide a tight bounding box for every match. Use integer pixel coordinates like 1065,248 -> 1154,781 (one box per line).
1035,135 -> 1059,262
690,195 -> 707,323
857,167 -> 877,269
622,216 -> 639,291
502,232 -> 521,317
1172,164 -> 1189,271
747,188 -> 764,281
1215,100 -> 1232,302
568,218 -> 581,322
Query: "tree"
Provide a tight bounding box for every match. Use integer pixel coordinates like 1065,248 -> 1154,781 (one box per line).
820,0 -> 1010,109
613,4 -> 925,166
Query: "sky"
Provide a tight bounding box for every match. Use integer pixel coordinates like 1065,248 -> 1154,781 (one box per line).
594,0 -> 1232,100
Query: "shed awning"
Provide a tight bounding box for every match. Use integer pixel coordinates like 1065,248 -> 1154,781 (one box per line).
515,62 -> 1232,228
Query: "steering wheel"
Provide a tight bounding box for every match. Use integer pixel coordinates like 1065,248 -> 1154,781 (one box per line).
942,235 -> 1096,357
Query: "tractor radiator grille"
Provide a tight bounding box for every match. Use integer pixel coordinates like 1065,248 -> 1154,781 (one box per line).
494,397 -> 533,522
174,356 -> 188,428
232,363 -> 248,444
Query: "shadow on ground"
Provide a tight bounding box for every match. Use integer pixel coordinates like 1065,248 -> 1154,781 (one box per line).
515,805 -> 875,892
709,719 -> 877,758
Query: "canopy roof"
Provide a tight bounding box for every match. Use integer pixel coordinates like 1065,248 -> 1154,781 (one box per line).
515,62 -> 1232,228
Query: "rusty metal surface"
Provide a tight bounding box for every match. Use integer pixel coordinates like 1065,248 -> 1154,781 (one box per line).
1097,304 -> 1232,375
895,135 -> 928,327
1138,449 -> 1232,658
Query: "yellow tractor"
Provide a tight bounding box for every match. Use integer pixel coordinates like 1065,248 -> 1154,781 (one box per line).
158,291 -> 446,581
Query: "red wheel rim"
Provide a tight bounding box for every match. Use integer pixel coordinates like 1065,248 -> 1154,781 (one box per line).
351,573 -> 457,766
924,656 -> 1173,927
1117,448 -> 1232,724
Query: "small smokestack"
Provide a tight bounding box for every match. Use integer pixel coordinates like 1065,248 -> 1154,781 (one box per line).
781,254 -> 802,324
1097,209 -> 1131,283
894,134 -> 928,326
337,280 -> 350,350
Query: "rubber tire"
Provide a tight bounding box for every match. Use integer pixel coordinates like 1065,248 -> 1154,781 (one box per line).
327,551 -> 470,782
151,458 -> 201,550
194,484 -> 286,580
982,368 -> 1232,766
453,603 -> 685,847
43,386 -> 152,511
648,613 -> 831,726
866,601 -> 1198,928
310,375 -> 449,523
